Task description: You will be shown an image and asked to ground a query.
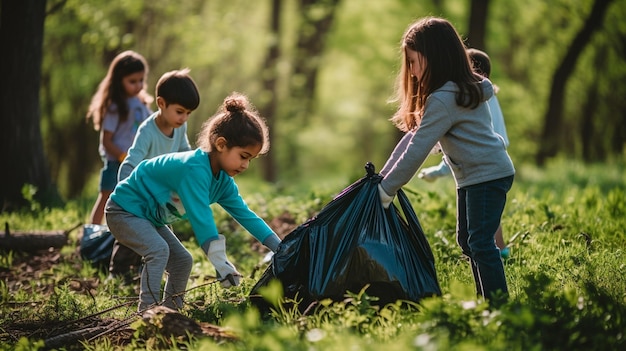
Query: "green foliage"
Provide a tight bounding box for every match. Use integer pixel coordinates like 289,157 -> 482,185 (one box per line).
42,284 -> 89,322
1,338 -> 45,351
39,0 -> 626,201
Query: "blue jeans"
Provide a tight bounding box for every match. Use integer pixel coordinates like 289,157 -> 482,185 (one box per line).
457,175 -> 514,301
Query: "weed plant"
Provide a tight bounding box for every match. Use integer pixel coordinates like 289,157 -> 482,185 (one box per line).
0,157 -> 624,350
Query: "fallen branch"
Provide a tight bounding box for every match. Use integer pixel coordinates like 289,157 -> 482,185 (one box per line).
0,222 -> 81,252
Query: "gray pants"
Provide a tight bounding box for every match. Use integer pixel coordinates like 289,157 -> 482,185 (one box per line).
105,200 -> 193,311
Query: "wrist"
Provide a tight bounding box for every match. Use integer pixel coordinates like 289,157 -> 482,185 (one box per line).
262,234 -> 281,253
202,235 -> 224,255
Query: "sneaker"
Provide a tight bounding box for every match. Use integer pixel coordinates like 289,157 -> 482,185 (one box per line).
500,247 -> 510,259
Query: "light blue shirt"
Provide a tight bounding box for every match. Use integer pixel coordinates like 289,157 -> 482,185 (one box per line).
118,112 -> 191,181
488,95 -> 509,147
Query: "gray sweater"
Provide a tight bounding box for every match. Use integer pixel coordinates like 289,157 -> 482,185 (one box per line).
380,79 -> 515,194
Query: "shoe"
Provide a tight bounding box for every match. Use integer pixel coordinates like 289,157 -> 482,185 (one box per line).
500,247 -> 510,259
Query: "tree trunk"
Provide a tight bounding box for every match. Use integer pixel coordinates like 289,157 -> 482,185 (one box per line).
580,82 -> 598,162
535,0 -> 614,166
258,0 -> 282,183
0,0 -> 51,211
283,0 -> 341,176
467,0 -> 490,51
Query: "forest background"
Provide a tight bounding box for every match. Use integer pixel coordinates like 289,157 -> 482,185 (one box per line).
0,0 -> 625,208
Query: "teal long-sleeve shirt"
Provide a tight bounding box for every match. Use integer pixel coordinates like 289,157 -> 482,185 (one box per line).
110,148 -> 275,247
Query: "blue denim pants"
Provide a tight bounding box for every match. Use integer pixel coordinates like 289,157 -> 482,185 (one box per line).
456,175 -> 514,301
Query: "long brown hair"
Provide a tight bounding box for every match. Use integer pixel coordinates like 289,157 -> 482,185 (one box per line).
390,17 -> 482,132
86,50 -> 152,131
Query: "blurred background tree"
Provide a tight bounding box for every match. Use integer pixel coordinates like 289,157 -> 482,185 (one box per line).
1,0 -> 51,211
1,0 -> 625,209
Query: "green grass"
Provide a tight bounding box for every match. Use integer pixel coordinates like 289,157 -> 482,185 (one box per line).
1,157 -> 625,350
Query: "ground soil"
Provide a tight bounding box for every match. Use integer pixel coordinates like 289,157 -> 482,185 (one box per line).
0,212 -> 298,348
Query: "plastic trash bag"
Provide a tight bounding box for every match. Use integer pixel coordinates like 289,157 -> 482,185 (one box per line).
250,163 -> 441,311
80,224 -> 115,267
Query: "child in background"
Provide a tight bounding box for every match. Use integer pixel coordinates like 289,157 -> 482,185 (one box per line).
105,92 -> 282,312
86,50 -> 152,226
377,17 -> 515,304
117,68 -> 199,181
108,68 -> 201,280
418,48 -> 511,259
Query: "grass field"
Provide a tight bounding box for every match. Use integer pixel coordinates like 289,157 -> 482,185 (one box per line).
1,157 -> 625,350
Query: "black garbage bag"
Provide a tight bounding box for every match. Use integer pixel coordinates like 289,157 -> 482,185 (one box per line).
250,163 -> 441,312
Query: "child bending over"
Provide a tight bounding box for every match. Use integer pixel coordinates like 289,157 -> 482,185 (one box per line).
105,92 -> 281,311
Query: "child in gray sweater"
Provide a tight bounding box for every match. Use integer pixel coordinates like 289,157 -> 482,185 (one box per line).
378,17 -> 514,304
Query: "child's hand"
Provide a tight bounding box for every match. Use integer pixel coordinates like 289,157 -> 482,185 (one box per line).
418,167 -> 440,182
204,235 -> 241,287
418,164 -> 450,182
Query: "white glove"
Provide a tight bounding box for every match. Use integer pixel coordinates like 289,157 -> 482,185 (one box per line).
418,163 -> 451,182
204,235 -> 241,288
378,184 -> 395,209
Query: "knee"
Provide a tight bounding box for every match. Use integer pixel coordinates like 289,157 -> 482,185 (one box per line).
467,234 -> 496,254
169,246 -> 193,268
456,235 -> 471,256
179,250 -> 193,270
144,241 -> 170,262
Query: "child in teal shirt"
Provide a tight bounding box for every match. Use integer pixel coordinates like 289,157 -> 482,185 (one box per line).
105,92 -> 281,312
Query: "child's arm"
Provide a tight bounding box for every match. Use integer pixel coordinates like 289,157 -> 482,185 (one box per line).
100,107 -> 127,161
221,198 -> 280,251
380,98 -> 451,196
101,130 -> 126,162
379,129 -> 415,176
216,183 -> 281,252
119,122 -> 154,181
488,96 -> 509,148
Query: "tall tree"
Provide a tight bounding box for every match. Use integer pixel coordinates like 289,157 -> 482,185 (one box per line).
258,0 -> 282,183
467,0 -> 490,50
0,0 -> 51,210
282,0 -> 341,177
535,0 -> 614,166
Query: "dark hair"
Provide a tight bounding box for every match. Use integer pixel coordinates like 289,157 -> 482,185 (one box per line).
196,92 -> 270,154
467,48 -> 491,78
155,68 -> 200,111
391,17 -> 482,131
87,50 -> 152,130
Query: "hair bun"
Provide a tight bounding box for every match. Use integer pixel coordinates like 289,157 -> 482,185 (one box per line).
224,95 -> 247,113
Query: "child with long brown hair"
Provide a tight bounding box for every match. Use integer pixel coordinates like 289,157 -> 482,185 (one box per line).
87,50 -> 153,225
378,17 -> 515,304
